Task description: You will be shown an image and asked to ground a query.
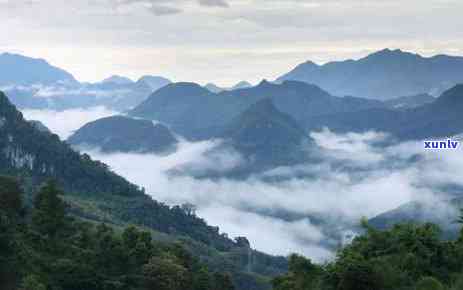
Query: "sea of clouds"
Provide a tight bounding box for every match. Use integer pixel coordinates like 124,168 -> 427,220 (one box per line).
21,108 -> 463,262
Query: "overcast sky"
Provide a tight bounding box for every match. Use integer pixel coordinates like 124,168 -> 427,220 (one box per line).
1,0 -> 463,85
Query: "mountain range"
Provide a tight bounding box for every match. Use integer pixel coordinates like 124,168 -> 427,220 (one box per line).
129,80 -> 384,140
0,53 -> 171,110
304,84 -> 463,140
0,90 -> 287,290
277,49 -> 463,100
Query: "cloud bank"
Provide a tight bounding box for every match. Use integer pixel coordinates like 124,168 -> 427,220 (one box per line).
20,109 -> 463,261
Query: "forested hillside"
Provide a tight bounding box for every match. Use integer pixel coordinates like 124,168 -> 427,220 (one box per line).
272,219 -> 463,290
0,91 -> 288,290
0,176 -> 235,290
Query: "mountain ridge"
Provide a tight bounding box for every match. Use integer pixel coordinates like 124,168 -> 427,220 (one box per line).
277,48 -> 463,99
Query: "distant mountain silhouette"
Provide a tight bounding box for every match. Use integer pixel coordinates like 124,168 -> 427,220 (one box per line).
368,197 -> 463,239
384,93 -> 435,110
223,98 -> 310,169
0,53 -> 172,111
130,80 -> 383,140
205,81 -> 253,93
277,49 -> 463,99
68,116 -> 178,153
136,75 -> 171,91
0,52 -> 77,86
305,84 -> 463,140
102,75 -> 134,85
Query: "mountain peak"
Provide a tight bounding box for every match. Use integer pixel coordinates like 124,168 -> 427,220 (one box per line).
161,82 -> 210,95
257,79 -> 274,87
231,81 -> 253,90
102,75 -> 134,85
0,52 -> 76,86
136,75 -> 171,90
364,48 -> 420,60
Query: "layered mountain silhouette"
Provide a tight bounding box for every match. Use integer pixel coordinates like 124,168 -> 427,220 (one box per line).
383,93 -> 435,110
0,52 -> 77,86
0,53 -> 171,111
205,81 -> 253,93
0,91 -> 141,196
130,80 -> 383,140
305,84 -> 463,140
0,90 -> 286,288
223,98 -> 309,169
277,49 -> 463,99
68,116 -> 178,153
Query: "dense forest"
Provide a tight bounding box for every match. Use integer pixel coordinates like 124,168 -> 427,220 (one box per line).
0,175 -> 236,290
273,219 -> 463,290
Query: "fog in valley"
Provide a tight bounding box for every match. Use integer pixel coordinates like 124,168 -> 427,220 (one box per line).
21,107 -> 463,262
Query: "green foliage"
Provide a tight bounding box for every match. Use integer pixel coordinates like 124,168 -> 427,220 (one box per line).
32,180 -> 67,237
415,277 -> 444,290
0,178 -> 236,290
273,220 -> 463,290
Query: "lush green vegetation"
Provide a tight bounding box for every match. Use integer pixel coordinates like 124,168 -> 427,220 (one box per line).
1,91 -> 288,290
273,219 -> 463,290
0,175 -> 236,290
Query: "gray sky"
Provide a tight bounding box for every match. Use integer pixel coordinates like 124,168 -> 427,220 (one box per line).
2,0 -> 463,85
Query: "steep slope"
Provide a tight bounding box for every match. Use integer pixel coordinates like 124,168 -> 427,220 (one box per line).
0,91 -> 141,196
68,116 -> 178,153
0,91 -> 287,289
0,53 -> 77,86
130,80 -> 383,140
277,49 -> 463,99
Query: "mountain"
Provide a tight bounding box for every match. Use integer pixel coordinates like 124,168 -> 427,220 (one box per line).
0,91 -> 141,196
231,81 -> 253,90
205,81 -> 253,93
130,80 -> 383,140
368,198 -> 462,239
304,84 -> 463,140
223,98 -> 309,168
0,91 -> 287,289
28,120 -> 51,134
384,93 -> 435,110
0,53 -> 172,111
277,49 -> 463,99
205,83 -> 224,93
102,75 -> 134,85
0,52 -> 77,86
136,75 -> 171,91
68,116 -> 178,153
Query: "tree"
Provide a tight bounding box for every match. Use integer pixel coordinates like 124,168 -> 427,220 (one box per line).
0,176 -> 22,290
143,255 -> 188,290
0,176 -> 23,216
31,180 -> 67,237
213,272 -> 235,290
20,275 -> 47,290
415,277 -> 444,290
193,267 -> 212,290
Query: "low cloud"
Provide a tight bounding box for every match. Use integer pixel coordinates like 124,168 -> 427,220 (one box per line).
21,107 -> 118,139
18,108 -> 463,261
